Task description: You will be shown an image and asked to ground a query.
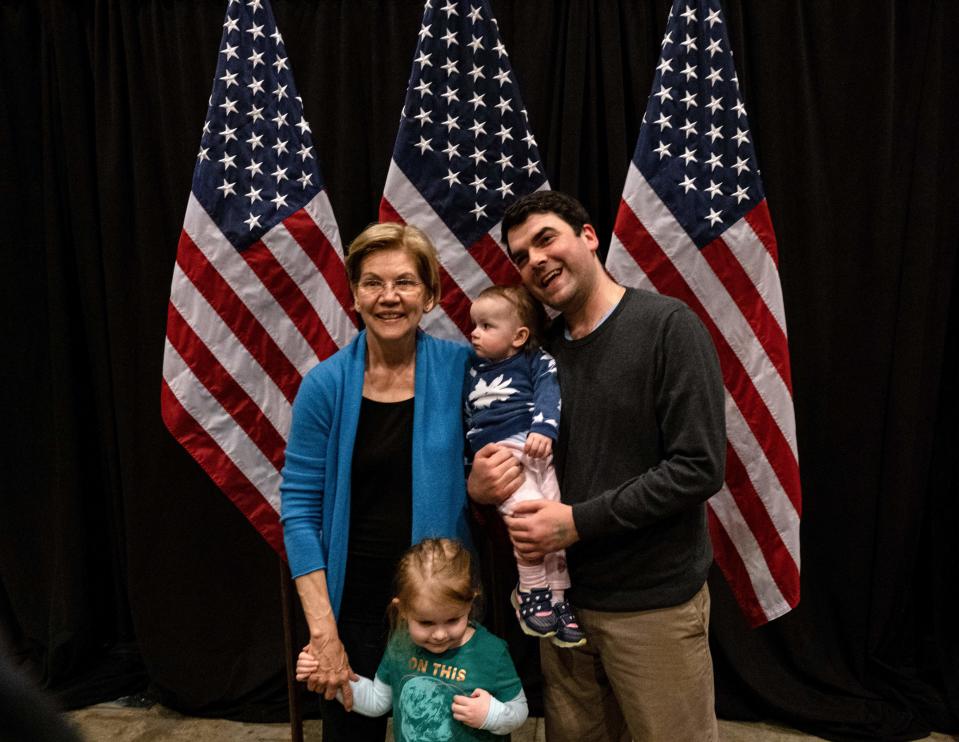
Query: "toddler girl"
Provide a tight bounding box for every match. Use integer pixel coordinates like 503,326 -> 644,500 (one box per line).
465,285 -> 585,648
296,538 -> 528,740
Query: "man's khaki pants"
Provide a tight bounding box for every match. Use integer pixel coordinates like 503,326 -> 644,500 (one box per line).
540,583 -> 718,742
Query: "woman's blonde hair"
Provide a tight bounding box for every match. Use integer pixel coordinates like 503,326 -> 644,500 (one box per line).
345,222 -> 442,305
389,538 -> 480,632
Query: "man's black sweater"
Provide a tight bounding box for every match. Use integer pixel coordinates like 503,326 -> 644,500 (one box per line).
547,288 -> 726,612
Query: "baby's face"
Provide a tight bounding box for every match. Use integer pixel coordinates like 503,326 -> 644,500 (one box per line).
469,295 -> 525,362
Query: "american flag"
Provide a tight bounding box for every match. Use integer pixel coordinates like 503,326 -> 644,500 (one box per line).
606,0 -> 801,625
380,0 -> 548,340
161,0 -> 358,554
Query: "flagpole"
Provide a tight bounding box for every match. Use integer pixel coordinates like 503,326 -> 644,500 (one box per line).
279,558 -> 304,742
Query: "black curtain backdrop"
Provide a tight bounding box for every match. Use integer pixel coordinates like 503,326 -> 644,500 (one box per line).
1,1 -> 957,739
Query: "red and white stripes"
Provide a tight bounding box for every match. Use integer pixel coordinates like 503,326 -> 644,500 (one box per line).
379,161 -> 527,342
161,192 -> 357,554
608,163 -> 801,625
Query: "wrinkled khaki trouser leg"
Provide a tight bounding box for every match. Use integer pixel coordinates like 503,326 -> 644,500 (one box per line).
541,583 -> 718,742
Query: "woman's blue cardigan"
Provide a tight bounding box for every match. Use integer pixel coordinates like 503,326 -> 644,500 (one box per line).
280,329 -> 472,618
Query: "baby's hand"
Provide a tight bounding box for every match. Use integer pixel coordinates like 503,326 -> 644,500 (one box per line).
451,688 -> 492,729
294,645 -> 319,682
524,432 -> 552,459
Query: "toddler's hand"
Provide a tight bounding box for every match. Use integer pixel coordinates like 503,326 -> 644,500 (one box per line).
451,688 -> 492,729
524,432 -> 552,459
295,645 -> 319,682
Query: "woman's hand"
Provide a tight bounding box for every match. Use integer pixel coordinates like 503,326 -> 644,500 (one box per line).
306,621 -> 355,710
293,570 -> 355,710
451,688 -> 492,729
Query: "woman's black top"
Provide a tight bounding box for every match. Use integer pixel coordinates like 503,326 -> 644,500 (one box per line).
338,396 -> 414,623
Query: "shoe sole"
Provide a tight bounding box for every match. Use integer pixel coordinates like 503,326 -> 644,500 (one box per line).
510,590 -> 557,638
550,635 -> 587,648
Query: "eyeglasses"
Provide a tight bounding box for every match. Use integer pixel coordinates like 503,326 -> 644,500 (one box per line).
356,277 -> 424,296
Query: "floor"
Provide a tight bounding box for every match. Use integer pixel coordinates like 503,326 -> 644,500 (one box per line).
66,700 -> 959,741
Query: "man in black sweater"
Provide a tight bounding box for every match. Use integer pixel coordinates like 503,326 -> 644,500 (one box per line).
468,191 -> 726,741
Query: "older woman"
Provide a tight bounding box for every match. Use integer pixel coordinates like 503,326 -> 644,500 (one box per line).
280,223 -> 472,741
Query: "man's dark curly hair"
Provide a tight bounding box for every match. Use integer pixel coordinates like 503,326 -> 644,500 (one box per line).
500,191 -> 592,254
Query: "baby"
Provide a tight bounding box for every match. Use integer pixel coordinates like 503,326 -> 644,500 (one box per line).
465,285 -> 585,648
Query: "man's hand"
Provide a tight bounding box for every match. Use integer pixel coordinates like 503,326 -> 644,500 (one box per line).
504,500 -> 578,561
467,444 -> 523,506
451,688 -> 492,729
524,432 -> 553,459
